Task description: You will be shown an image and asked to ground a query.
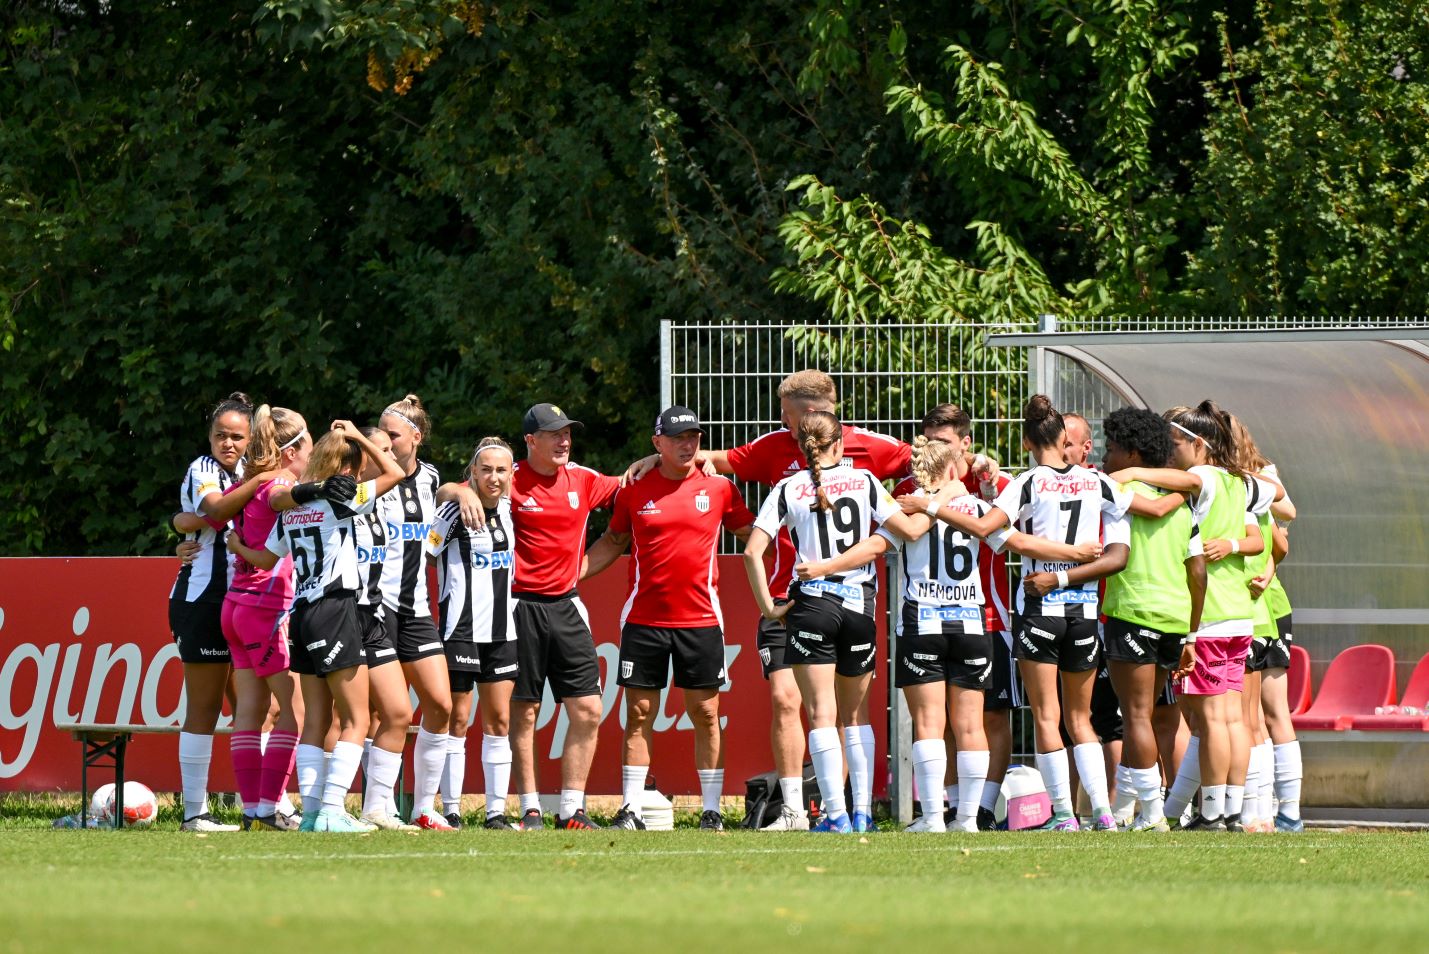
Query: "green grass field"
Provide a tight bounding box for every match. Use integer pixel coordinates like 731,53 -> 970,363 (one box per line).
2,800 -> 1426,954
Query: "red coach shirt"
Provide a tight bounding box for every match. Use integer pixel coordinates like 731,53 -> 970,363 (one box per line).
609,470 -> 756,628
728,425 -> 910,599
510,461 -> 620,597
894,466 -> 1012,633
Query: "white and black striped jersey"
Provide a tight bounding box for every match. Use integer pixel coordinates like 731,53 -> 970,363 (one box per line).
425,498 -> 516,645
351,508 -> 387,609
169,455 -> 240,604
752,464 -> 901,615
378,461 -> 440,617
880,492 -> 1013,636
264,479 -> 380,605
993,464 -> 1132,619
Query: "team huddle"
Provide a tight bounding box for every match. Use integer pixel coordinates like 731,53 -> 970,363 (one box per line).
166,369 -> 1303,835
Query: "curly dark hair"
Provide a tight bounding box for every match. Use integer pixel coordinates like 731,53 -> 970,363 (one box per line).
1103,407 -> 1173,468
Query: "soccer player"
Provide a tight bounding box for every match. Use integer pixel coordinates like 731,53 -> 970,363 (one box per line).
440,403 -> 620,830
231,421 -> 405,831
376,395 -> 455,830
925,395 -> 1154,831
426,437 -> 521,830
1099,407 -> 1205,831
168,392 -> 277,832
584,406 -> 755,831
744,411 -> 932,833
1108,400 -> 1283,831
630,370 -> 911,831
798,437 -> 1097,831
220,404 -> 311,831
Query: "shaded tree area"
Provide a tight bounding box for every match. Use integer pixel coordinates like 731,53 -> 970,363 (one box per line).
2,0 -> 1424,554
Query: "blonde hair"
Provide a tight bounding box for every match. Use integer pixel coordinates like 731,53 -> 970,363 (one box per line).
467,435 -> 514,479
244,405 -> 306,475
777,369 -> 837,406
910,436 -> 958,493
302,431 -> 363,483
798,410 -> 841,512
381,393 -> 430,444
1229,415 -> 1271,474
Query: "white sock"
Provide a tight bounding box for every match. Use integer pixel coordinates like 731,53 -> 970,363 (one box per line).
622,765 -> 647,819
1257,741 -> 1276,818
321,741 -> 363,813
1274,741 -> 1302,820
1226,784 -> 1245,818
362,745 -> 402,817
843,725 -> 874,816
1164,736 -> 1202,819
1072,742 -> 1110,814
697,769 -> 724,813
778,776 -> 803,812
1201,783 -> 1226,821
296,744 -> 326,816
413,728 -> 449,816
1243,745 -> 1265,821
980,779 -> 1001,812
955,750 -> 989,828
1135,767 -> 1165,822
178,731 -> 213,820
1035,749 -> 1073,816
912,739 -> 947,820
559,789 -> 585,819
276,792 -> 296,817
440,734 -> 467,814
482,734 -> 512,817
1112,764 -> 1137,819
362,738 -> 373,776
808,727 -> 846,818
520,793 -> 541,814
944,783 -> 959,815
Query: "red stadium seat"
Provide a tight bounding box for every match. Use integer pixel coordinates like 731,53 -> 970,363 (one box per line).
1287,645 -> 1313,715
1291,644 -> 1397,731
1349,652 -> 1429,731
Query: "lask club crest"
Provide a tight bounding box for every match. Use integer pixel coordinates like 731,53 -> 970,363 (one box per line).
694,491 -> 710,513
567,491 -> 580,509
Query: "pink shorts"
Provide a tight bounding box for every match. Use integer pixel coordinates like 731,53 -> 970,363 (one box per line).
1180,635 -> 1251,696
221,600 -> 291,678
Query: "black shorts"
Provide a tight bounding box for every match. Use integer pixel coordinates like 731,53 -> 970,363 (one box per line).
895,623 -> 993,691
1102,617 -> 1182,669
449,640 -> 520,692
1090,657 -> 1123,744
512,593 -> 601,703
1156,670 -> 1178,707
386,611 -> 444,663
783,598 -> 878,677
359,604 -> 396,668
1013,615 -> 1100,672
291,595 -> 366,677
756,600 -> 791,678
619,624 -> 726,690
169,599 -> 230,664
1258,614 -> 1293,671
984,630 -> 1022,710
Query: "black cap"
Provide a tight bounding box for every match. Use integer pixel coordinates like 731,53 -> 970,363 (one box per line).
654,405 -> 704,436
522,403 -> 583,435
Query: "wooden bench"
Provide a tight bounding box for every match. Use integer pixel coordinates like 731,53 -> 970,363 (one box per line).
55,723 -> 232,829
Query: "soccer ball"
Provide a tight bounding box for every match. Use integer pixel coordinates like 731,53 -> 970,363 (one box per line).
89,781 -> 159,827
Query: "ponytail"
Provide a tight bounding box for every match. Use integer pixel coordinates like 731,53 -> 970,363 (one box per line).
381,393 -> 431,447
910,436 -> 957,493
1168,400 -> 1243,477
1022,394 -> 1065,450
243,405 -> 306,476
798,410 -> 841,512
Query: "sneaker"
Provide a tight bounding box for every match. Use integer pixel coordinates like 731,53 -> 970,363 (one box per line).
905,814 -> 946,833
1038,812 -> 1080,831
556,809 -> 603,830
249,812 -> 297,832
1183,814 -> 1227,832
760,805 -> 810,832
608,806 -> 646,830
240,814 -> 256,831
811,812 -> 852,833
1091,813 -> 1118,832
412,810 -> 457,831
484,813 -> 516,830
519,808 -> 545,831
976,807 -> 998,832
444,813 -> 464,830
314,809 -> 369,832
699,810 -> 725,831
1274,812 -> 1304,833
1130,815 -> 1170,832
360,811 -> 419,831
1223,813 -> 1245,833
181,813 -> 240,832
298,813 -> 318,832
851,811 -> 877,833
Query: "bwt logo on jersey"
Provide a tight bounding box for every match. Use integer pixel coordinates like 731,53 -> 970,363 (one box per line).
357,544 -> 388,565
387,521 -> 431,542
471,551 -> 514,570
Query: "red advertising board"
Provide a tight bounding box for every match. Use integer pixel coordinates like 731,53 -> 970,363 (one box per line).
0,558 -> 888,796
